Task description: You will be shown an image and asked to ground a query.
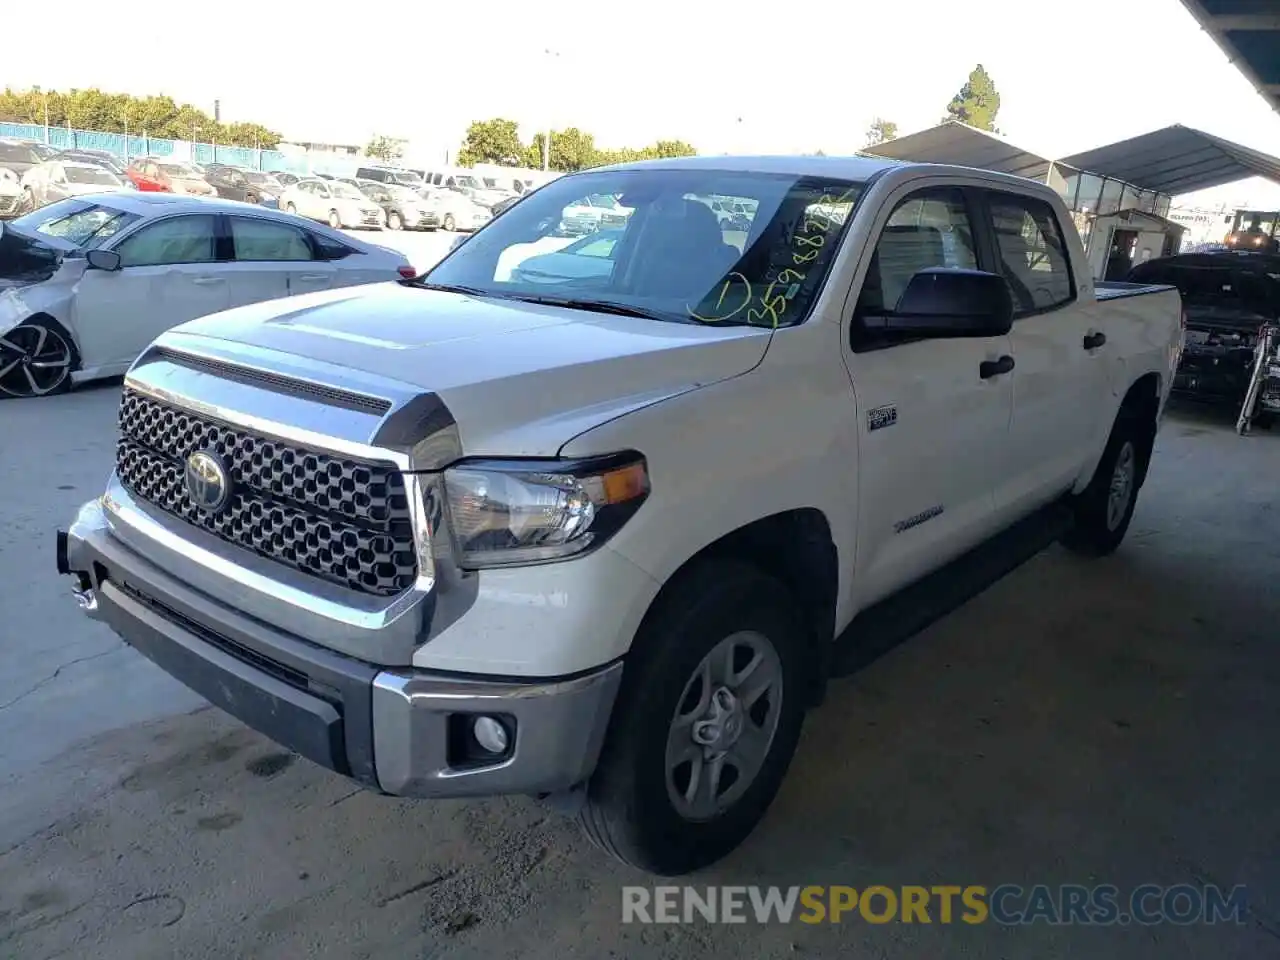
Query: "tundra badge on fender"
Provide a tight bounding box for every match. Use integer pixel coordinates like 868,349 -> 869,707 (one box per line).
868,404 -> 898,432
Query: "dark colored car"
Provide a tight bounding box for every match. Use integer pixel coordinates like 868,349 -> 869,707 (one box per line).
1128,251 -> 1280,407
346,178 -> 439,231
202,163 -> 277,206
273,171 -> 301,187
53,149 -> 130,179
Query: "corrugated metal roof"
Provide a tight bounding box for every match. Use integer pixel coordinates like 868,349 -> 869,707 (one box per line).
1178,0 -> 1280,116
1059,124 -> 1280,194
861,121 -> 1055,181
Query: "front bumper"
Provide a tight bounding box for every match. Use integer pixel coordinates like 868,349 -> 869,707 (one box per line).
58,498 -> 622,798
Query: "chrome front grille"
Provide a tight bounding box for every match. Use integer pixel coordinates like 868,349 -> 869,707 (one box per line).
115,388 -> 418,597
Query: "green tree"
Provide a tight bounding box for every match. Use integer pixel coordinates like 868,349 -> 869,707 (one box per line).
0,85 -> 282,147
942,64 -> 1001,132
365,134 -> 405,162
864,118 -> 899,147
457,118 -> 525,166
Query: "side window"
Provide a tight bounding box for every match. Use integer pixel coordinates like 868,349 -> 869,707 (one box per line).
115,215 -> 219,267
144,162 -> 159,178
857,189 -> 977,315
311,232 -> 355,261
229,217 -> 314,261
986,193 -> 1074,315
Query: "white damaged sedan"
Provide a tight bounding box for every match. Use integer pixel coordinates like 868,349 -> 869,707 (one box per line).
0,192 -> 415,398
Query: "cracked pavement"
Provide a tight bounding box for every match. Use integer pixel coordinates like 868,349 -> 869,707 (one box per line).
3,383 -> 1280,959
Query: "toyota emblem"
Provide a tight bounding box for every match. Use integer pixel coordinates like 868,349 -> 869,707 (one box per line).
185,450 -> 231,513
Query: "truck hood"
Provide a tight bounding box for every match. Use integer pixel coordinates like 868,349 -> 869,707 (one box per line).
168,282 -> 771,456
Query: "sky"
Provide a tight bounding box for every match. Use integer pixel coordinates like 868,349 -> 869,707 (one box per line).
6,0 -> 1280,208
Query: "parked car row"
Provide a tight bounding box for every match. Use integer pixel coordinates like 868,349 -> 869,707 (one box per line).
276,176 -> 494,232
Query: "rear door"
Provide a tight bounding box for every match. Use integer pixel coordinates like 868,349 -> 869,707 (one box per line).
74,213 -> 229,367
977,189 -> 1107,517
223,214 -> 321,305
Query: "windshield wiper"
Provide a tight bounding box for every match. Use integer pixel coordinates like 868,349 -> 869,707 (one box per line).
502,295 -> 677,323
405,279 -> 495,297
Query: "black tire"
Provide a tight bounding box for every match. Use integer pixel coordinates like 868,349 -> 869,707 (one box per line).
387,211 -> 402,230
328,209 -> 342,230
578,560 -> 810,875
443,213 -> 456,232
0,317 -> 79,399
1061,407 -> 1149,556
285,202 -> 297,214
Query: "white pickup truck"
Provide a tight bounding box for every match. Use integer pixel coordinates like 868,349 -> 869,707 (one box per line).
58,155 -> 1183,876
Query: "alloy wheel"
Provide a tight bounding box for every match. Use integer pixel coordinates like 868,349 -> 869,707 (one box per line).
1106,441 -> 1136,531
0,324 -> 74,398
664,630 -> 784,821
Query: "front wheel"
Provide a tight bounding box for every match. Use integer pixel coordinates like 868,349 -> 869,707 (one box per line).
387,211 -> 402,230
0,318 -> 79,399
285,202 -> 297,214
328,209 -> 342,230
443,213 -> 456,232
1061,408 -> 1148,556
578,560 -> 809,875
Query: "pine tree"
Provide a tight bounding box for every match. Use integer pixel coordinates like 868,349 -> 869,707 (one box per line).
942,65 -> 1002,133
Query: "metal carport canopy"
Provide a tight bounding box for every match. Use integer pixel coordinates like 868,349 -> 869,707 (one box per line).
861,121 -> 1055,181
1178,0 -> 1280,116
1059,124 -> 1280,194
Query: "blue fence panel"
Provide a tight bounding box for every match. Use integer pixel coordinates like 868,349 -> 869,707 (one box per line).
1,121 -> 303,170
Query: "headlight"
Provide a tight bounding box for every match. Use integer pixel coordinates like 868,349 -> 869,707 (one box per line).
0,167 -> 17,183
441,453 -> 649,568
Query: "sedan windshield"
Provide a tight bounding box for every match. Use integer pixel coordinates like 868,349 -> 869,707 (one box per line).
9,199 -> 139,248
331,182 -> 367,200
0,142 -> 41,164
388,184 -> 420,203
160,163 -> 202,178
422,168 -> 864,328
65,166 -> 121,186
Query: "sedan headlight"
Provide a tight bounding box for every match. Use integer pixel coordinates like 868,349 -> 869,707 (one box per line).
441,453 -> 649,568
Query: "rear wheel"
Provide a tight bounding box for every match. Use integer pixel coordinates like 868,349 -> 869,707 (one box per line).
0,319 -> 78,399
1061,407 -> 1148,556
578,560 -> 809,875
328,209 -> 342,230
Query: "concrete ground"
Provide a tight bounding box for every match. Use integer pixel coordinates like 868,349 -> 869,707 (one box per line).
3,383 -> 1279,958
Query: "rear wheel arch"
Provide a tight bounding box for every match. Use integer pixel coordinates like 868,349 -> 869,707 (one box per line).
1120,372 -> 1161,487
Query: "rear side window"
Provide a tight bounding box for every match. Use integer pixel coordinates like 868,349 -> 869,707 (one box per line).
986,193 -> 1075,315
312,233 -> 355,260
230,216 -> 314,261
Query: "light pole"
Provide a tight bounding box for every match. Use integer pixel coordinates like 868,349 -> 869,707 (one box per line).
542,48 -> 561,171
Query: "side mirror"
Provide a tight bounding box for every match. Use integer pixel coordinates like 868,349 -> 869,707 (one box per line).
864,268 -> 1013,338
85,249 -> 122,272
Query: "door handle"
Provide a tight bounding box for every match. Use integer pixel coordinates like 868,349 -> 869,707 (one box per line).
980,355 -> 1015,379
1083,331 -> 1107,350
191,276 -> 225,286
297,274 -> 328,282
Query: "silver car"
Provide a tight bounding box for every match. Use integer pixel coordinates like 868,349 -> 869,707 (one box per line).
20,160 -> 127,211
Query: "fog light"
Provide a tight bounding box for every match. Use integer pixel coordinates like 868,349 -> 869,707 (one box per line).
473,716 -> 509,755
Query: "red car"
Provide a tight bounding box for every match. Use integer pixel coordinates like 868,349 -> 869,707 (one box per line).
125,158 -> 216,196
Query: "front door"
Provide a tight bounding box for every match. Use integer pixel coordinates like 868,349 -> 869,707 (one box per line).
844,185 -> 1014,608
74,214 -> 229,368
981,189 -> 1108,517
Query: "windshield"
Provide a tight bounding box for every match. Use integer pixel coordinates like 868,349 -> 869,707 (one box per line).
243,171 -> 277,187
0,142 -> 41,164
65,166 -> 121,186
10,199 -> 139,248
388,184 -> 420,203
330,182 -> 367,200
454,175 -> 482,190
160,163 -> 202,179
1235,212 -> 1280,236
362,184 -> 393,202
388,171 -> 422,186
423,168 -> 864,328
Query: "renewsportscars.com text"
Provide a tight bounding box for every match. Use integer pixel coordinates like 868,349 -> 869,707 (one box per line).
622,884 -> 1248,926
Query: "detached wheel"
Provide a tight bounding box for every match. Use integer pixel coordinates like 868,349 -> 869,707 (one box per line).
387,211 -> 402,230
328,209 -> 342,230
1062,407 -> 1147,556
579,560 -> 809,875
443,213 -> 456,232
0,319 -> 78,399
